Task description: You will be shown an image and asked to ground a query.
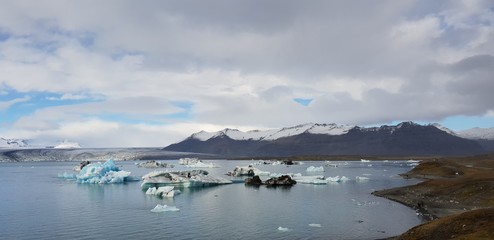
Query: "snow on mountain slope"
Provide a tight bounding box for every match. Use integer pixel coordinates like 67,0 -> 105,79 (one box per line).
430,123 -> 457,136
0,138 -> 30,148
457,127 -> 494,140
190,123 -> 355,141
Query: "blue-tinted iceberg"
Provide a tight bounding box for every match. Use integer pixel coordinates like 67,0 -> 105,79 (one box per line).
60,160 -> 131,184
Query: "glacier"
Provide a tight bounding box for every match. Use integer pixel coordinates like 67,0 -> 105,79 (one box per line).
60,159 -> 132,184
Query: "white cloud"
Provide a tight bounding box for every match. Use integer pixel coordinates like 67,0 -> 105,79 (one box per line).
0,0 -> 493,147
0,96 -> 30,111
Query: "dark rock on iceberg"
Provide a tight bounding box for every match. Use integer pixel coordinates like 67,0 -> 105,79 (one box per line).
245,175 -> 296,187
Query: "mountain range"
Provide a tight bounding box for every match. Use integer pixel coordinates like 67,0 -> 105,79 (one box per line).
163,122 -> 494,157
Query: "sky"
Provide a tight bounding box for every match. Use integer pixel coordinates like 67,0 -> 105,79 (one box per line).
0,0 -> 493,147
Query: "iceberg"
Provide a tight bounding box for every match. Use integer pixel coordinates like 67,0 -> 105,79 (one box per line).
355,176 -> 370,182
150,204 -> 180,212
178,158 -> 217,168
136,160 -> 174,168
141,170 -> 232,190
309,223 -> 322,228
306,166 -> 324,172
227,165 -> 269,177
326,176 -> 349,183
278,226 -> 290,232
292,175 -> 326,184
178,157 -> 200,165
75,160 -> 131,184
145,186 -> 180,198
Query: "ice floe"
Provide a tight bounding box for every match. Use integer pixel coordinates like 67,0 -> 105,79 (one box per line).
145,186 -> 181,198
306,166 -> 324,172
325,176 -> 349,183
227,165 -> 269,177
355,176 -> 370,182
277,226 -> 290,232
136,160 -> 174,168
141,170 -> 232,190
292,175 -> 327,184
178,158 -> 217,168
150,204 -> 180,212
60,159 -> 132,184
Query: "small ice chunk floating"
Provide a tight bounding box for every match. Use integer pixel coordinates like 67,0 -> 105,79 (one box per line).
306,166 -> 324,172
150,204 -> 180,212
145,186 -> 181,198
59,159 -> 131,184
141,170 -> 232,190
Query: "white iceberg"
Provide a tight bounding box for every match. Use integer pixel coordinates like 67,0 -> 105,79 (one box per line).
61,160 -> 132,184
141,170 -> 232,190
278,226 -> 290,232
178,157 -> 199,165
355,176 -> 370,182
292,175 -> 326,184
185,161 -> 217,168
227,165 -> 268,177
179,158 -> 217,168
360,159 -> 370,162
150,204 -> 180,212
309,223 -> 322,227
145,186 -> 180,198
326,176 -> 349,183
306,166 -> 324,172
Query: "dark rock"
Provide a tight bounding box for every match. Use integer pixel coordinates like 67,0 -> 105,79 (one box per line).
282,160 -> 294,165
245,175 -> 263,185
265,175 -> 297,187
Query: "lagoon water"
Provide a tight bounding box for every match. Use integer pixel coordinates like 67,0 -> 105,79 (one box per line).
0,160 -> 423,240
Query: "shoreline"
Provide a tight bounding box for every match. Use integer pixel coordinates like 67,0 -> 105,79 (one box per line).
372,154 -> 494,239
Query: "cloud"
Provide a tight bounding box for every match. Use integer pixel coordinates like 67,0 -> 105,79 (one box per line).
0,96 -> 30,111
0,0 -> 493,146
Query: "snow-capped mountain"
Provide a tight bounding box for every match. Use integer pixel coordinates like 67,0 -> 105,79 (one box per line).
0,138 -> 30,148
429,123 -> 457,136
457,127 -> 494,140
190,123 -> 355,141
164,122 -> 487,157
188,122 -> 459,142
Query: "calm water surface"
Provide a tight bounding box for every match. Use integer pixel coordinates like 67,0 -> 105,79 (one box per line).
0,160 -> 423,240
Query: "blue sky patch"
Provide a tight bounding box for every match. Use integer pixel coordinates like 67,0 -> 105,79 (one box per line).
293,98 -> 313,106
0,88 -> 101,124
165,101 -> 194,120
